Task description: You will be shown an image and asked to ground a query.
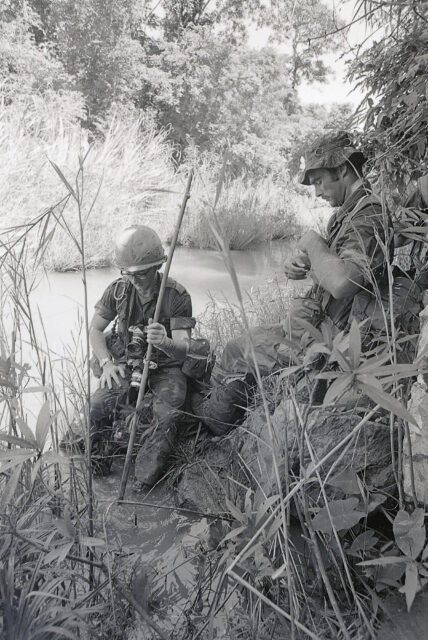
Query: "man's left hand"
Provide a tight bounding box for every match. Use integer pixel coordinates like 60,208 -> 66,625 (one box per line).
146,320 -> 167,346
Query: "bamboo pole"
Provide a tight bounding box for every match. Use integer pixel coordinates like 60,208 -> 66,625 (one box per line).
118,169 -> 194,499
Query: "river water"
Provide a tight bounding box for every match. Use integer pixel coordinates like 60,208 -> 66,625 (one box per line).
32,240 -> 296,352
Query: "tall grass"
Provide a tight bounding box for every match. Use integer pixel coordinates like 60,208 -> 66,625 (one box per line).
0,93 -> 180,271
178,173 -> 306,251
0,92 -> 324,273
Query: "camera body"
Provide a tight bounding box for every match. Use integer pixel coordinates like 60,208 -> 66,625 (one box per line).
127,324 -> 148,388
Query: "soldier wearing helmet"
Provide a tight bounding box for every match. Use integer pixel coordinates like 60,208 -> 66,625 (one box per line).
89,224 -> 195,486
199,131 -> 394,434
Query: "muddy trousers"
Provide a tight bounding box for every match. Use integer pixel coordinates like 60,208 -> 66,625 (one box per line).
199,325 -> 291,436
90,366 -> 187,486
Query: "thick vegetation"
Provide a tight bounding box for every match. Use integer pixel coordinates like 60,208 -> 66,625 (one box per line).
1,0 -> 428,638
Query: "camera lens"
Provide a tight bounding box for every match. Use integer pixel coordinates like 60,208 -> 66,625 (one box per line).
130,369 -> 142,388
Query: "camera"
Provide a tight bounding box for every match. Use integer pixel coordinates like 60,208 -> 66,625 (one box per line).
127,324 -> 147,359
127,325 -> 147,388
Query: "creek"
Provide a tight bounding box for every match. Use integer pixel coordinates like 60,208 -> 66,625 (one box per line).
32,240 -> 296,352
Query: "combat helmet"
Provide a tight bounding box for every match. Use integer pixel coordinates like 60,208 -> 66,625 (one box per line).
114,225 -> 166,272
299,130 -> 366,186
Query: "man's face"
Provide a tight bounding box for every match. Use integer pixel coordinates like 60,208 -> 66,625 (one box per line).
307,168 -> 346,207
121,266 -> 158,293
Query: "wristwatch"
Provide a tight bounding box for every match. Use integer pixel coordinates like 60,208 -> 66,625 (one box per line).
99,357 -> 111,369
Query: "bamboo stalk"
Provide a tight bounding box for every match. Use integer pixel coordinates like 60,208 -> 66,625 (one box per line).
118,169 -> 194,499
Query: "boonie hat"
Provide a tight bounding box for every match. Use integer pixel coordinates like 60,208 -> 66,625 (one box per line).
299,130 -> 366,185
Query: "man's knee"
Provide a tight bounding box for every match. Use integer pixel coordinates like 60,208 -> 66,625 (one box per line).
151,369 -> 187,423
90,378 -> 129,426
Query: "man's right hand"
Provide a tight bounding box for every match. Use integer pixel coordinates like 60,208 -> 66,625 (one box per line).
284,252 -> 311,280
100,362 -> 126,389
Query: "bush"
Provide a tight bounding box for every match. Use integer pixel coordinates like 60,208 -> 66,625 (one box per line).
178,175 -> 306,251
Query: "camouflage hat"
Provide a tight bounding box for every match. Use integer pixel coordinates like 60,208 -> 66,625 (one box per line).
299,130 -> 366,185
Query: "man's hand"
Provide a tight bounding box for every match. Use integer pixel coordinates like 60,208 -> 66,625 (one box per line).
146,320 -> 167,346
284,251 -> 311,280
101,361 -> 126,389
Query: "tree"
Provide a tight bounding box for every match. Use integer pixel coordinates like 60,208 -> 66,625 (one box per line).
258,0 -> 345,88
0,0 -> 68,102
28,0 -> 146,117
137,26 -> 297,174
349,1 -> 428,186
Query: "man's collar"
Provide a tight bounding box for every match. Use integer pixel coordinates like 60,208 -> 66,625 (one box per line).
349,177 -> 364,194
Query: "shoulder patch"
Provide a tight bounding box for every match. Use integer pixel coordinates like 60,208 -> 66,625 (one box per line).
165,277 -> 188,296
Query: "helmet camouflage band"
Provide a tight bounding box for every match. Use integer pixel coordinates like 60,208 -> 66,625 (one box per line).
114,225 -> 167,271
299,130 -> 366,186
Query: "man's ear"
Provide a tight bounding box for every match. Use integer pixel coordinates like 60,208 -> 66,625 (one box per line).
338,162 -> 348,178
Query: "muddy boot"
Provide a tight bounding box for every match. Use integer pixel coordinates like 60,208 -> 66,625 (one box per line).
134,423 -> 177,488
198,379 -> 249,436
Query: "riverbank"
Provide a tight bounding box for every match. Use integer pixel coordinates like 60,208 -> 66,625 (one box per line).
0,96 -> 331,273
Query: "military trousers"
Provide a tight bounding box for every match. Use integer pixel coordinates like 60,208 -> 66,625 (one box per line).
90,365 -> 187,485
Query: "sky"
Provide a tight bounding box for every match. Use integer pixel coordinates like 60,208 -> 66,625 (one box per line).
248,0 -> 378,107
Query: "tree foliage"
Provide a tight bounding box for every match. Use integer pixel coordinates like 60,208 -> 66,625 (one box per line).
258,0 -> 345,88
0,0 -> 68,100
139,27 -> 297,172
350,0 -> 428,185
0,0 -> 354,175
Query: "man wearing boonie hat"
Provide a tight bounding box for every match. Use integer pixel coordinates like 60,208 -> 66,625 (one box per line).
89,224 -> 195,485
199,130 -> 393,435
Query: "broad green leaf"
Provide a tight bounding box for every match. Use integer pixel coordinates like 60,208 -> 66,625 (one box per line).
366,493 -> 387,513
15,417 -> 37,447
22,385 -> 52,394
356,351 -> 393,373
79,536 -> 106,548
35,400 -> 52,451
347,530 -> 379,556
220,525 -> 247,544
43,541 -> 73,566
278,365 -> 303,379
316,371 -> 340,380
358,382 -> 419,428
0,433 -> 36,449
322,373 -> 353,405
225,497 -> 246,524
356,373 -> 383,390
293,317 -> 324,343
326,468 -> 360,495
399,562 -> 419,611
0,455 -> 34,474
393,508 -> 426,559
312,497 -> 365,533
358,555 -> 408,567
330,346 -> 352,372
348,320 -> 361,369
31,457 -> 44,484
